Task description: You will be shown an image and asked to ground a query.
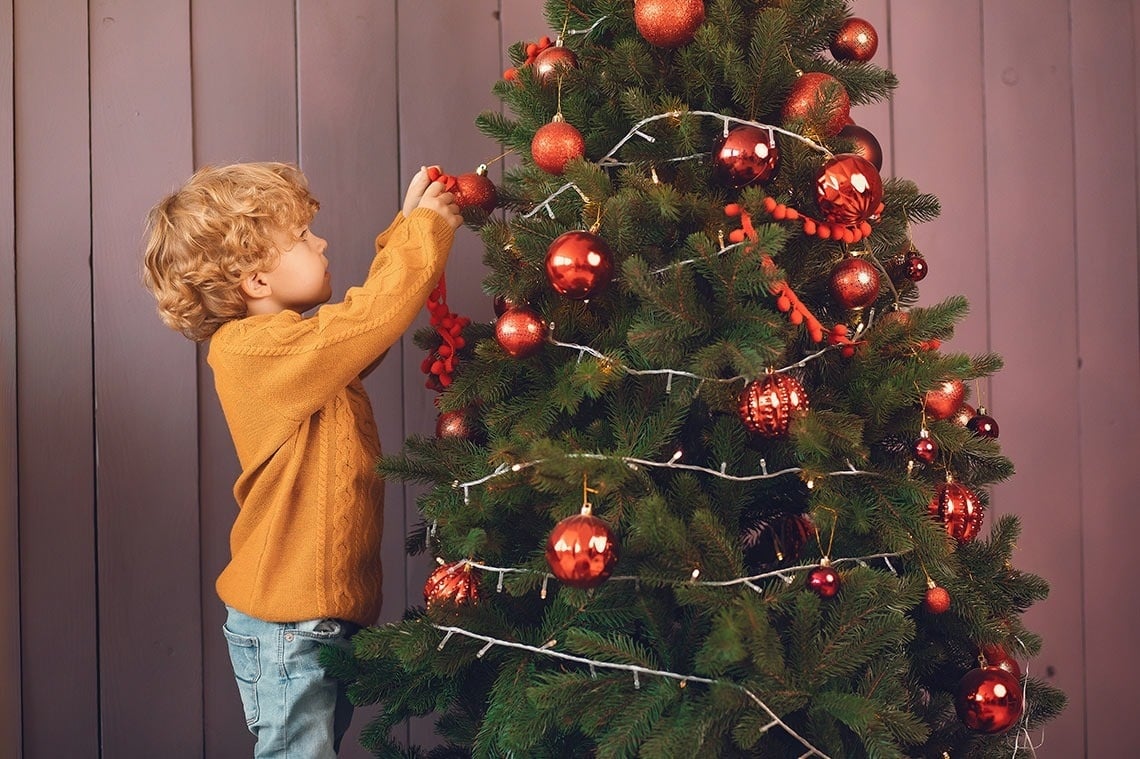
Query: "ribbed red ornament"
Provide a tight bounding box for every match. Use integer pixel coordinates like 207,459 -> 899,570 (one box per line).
782,72 -> 851,136
816,153 -> 883,224
929,480 -> 985,543
738,373 -> 809,437
531,119 -> 585,175
545,510 -> 619,588
634,0 -> 705,48
424,561 -> 479,608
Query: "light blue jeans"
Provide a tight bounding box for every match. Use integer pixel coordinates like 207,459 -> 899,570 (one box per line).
222,606 -> 358,758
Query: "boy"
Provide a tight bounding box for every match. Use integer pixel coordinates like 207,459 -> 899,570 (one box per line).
142,162 -> 462,757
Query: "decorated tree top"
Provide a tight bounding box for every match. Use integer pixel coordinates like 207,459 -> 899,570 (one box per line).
328,2 -> 1066,757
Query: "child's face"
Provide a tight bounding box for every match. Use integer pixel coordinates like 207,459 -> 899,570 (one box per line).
263,223 -> 332,314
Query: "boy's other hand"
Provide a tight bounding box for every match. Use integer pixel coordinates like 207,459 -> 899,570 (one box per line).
417,178 -> 464,230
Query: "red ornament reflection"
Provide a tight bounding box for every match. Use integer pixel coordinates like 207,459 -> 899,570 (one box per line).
545,511 -> 619,588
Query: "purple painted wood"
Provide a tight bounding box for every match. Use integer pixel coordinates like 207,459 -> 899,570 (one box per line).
191,2 -> 301,754
1072,3 -> 1140,756
13,0 -> 99,755
89,1 -> 202,755
0,1 -> 20,753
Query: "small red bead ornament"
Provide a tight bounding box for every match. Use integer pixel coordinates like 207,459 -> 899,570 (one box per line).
738,372 -> 809,437
531,116 -> 586,175
712,125 -> 779,188
634,0 -> 706,48
955,666 -> 1024,734
806,561 -> 841,598
545,230 -> 615,300
533,43 -> 578,86
782,72 -> 851,137
424,561 -> 480,609
923,583 -> 951,614
545,505 -> 620,589
924,379 -> 966,421
830,18 -> 879,63
495,306 -> 547,359
816,153 -> 883,225
828,256 -> 881,310
929,480 -> 985,543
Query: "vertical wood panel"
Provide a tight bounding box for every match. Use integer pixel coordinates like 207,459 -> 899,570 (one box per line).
13,0 -> 99,755
982,3 -> 1084,755
0,0 -> 20,751
190,2 -> 299,753
89,1 -> 201,755
1072,2 -> 1140,755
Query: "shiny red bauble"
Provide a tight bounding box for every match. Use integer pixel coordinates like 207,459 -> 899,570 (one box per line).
955,666 -> 1024,734
738,373 -> 809,437
532,119 -> 586,175
424,561 -> 479,609
929,481 -> 985,543
913,432 -> 939,464
712,125 -> 779,188
924,379 -> 966,421
903,250 -> 928,281
806,564 -> 840,598
454,171 -> 498,213
816,153 -> 883,224
829,257 -> 881,310
634,0 -> 706,48
831,17 -> 879,62
545,230 -> 615,300
495,307 -> 547,358
951,402 -> 977,428
836,123 -> 883,171
533,44 -> 578,85
782,72 -> 851,137
545,510 -> 620,588
968,407 -> 1000,439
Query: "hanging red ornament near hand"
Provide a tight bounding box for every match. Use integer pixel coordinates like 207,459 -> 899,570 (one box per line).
828,256 -> 881,310
816,153 -> 883,225
929,480 -> 985,543
424,561 -> 480,609
533,43 -> 578,86
955,666 -> 1024,734
831,17 -> 879,62
712,125 -> 780,188
836,123 -> 883,171
495,306 -> 547,358
531,116 -> 586,174
545,230 -> 615,299
545,507 -> 620,588
924,379 -> 966,421
782,72 -> 851,137
454,167 -> 498,213
806,562 -> 841,598
738,372 -> 809,437
634,0 -> 706,48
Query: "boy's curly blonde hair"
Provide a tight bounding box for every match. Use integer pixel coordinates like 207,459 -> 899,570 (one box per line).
142,162 -> 320,341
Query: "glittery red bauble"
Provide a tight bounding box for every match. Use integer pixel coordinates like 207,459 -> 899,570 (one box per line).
634,0 -> 706,48
545,511 -> 619,588
951,402 -> 976,428
531,119 -> 586,175
982,644 -> 1024,680
955,666 -> 1024,734
712,125 -> 779,188
923,585 -> 951,614
806,565 -> 840,598
924,379 -> 966,421
829,257 -> 881,309
836,123 -> 882,171
929,481 -> 985,543
782,72 -> 851,137
738,373 -> 809,437
454,171 -> 498,213
913,434 -> 939,464
831,17 -> 879,62
436,408 -> 474,440
545,230 -> 615,300
424,561 -> 479,608
968,408 -> 1000,439
533,44 -> 578,85
495,307 -> 547,358
816,153 -> 883,224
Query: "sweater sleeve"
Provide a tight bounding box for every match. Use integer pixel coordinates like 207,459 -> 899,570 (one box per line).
210,207 -> 455,427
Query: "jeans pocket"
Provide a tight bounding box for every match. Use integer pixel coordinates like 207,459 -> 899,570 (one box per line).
282,620 -> 349,679
222,624 -> 261,726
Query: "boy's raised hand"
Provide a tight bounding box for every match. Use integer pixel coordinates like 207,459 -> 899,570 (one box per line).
402,166 -> 463,230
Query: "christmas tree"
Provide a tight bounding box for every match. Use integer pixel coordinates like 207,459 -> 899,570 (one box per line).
326,1 -> 1065,756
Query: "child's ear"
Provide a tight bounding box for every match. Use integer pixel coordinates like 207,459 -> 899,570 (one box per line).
240,271 -> 272,300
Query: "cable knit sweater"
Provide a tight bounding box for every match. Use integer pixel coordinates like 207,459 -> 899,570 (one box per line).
207,207 -> 454,626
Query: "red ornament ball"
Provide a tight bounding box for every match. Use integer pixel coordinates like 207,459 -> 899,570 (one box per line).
782,72 -> 851,137
634,0 -> 706,48
495,306 -> 547,358
454,171 -> 498,213
531,119 -> 586,175
831,17 -> 879,62
955,666 -> 1024,734
492,294 -> 521,317
816,153 -> 883,224
545,510 -> 620,588
533,44 -> 578,85
806,564 -> 840,598
929,481 -> 985,543
545,230 -> 615,300
424,561 -> 480,609
952,402 -> 977,428
923,585 -> 951,614
982,644 -> 1024,680
740,511 -> 814,572
924,379 -> 966,421
436,408 -> 474,440
905,250 -> 928,281
829,256 -> 881,309
738,372 -> 809,437
712,125 -> 779,188
836,123 -> 883,171
913,433 -> 939,464
968,408 -> 1000,439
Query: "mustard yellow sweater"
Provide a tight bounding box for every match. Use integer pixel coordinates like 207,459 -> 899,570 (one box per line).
207,207 -> 454,625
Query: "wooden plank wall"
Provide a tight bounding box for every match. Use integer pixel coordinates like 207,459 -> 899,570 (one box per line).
3,2 -> 1138,757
